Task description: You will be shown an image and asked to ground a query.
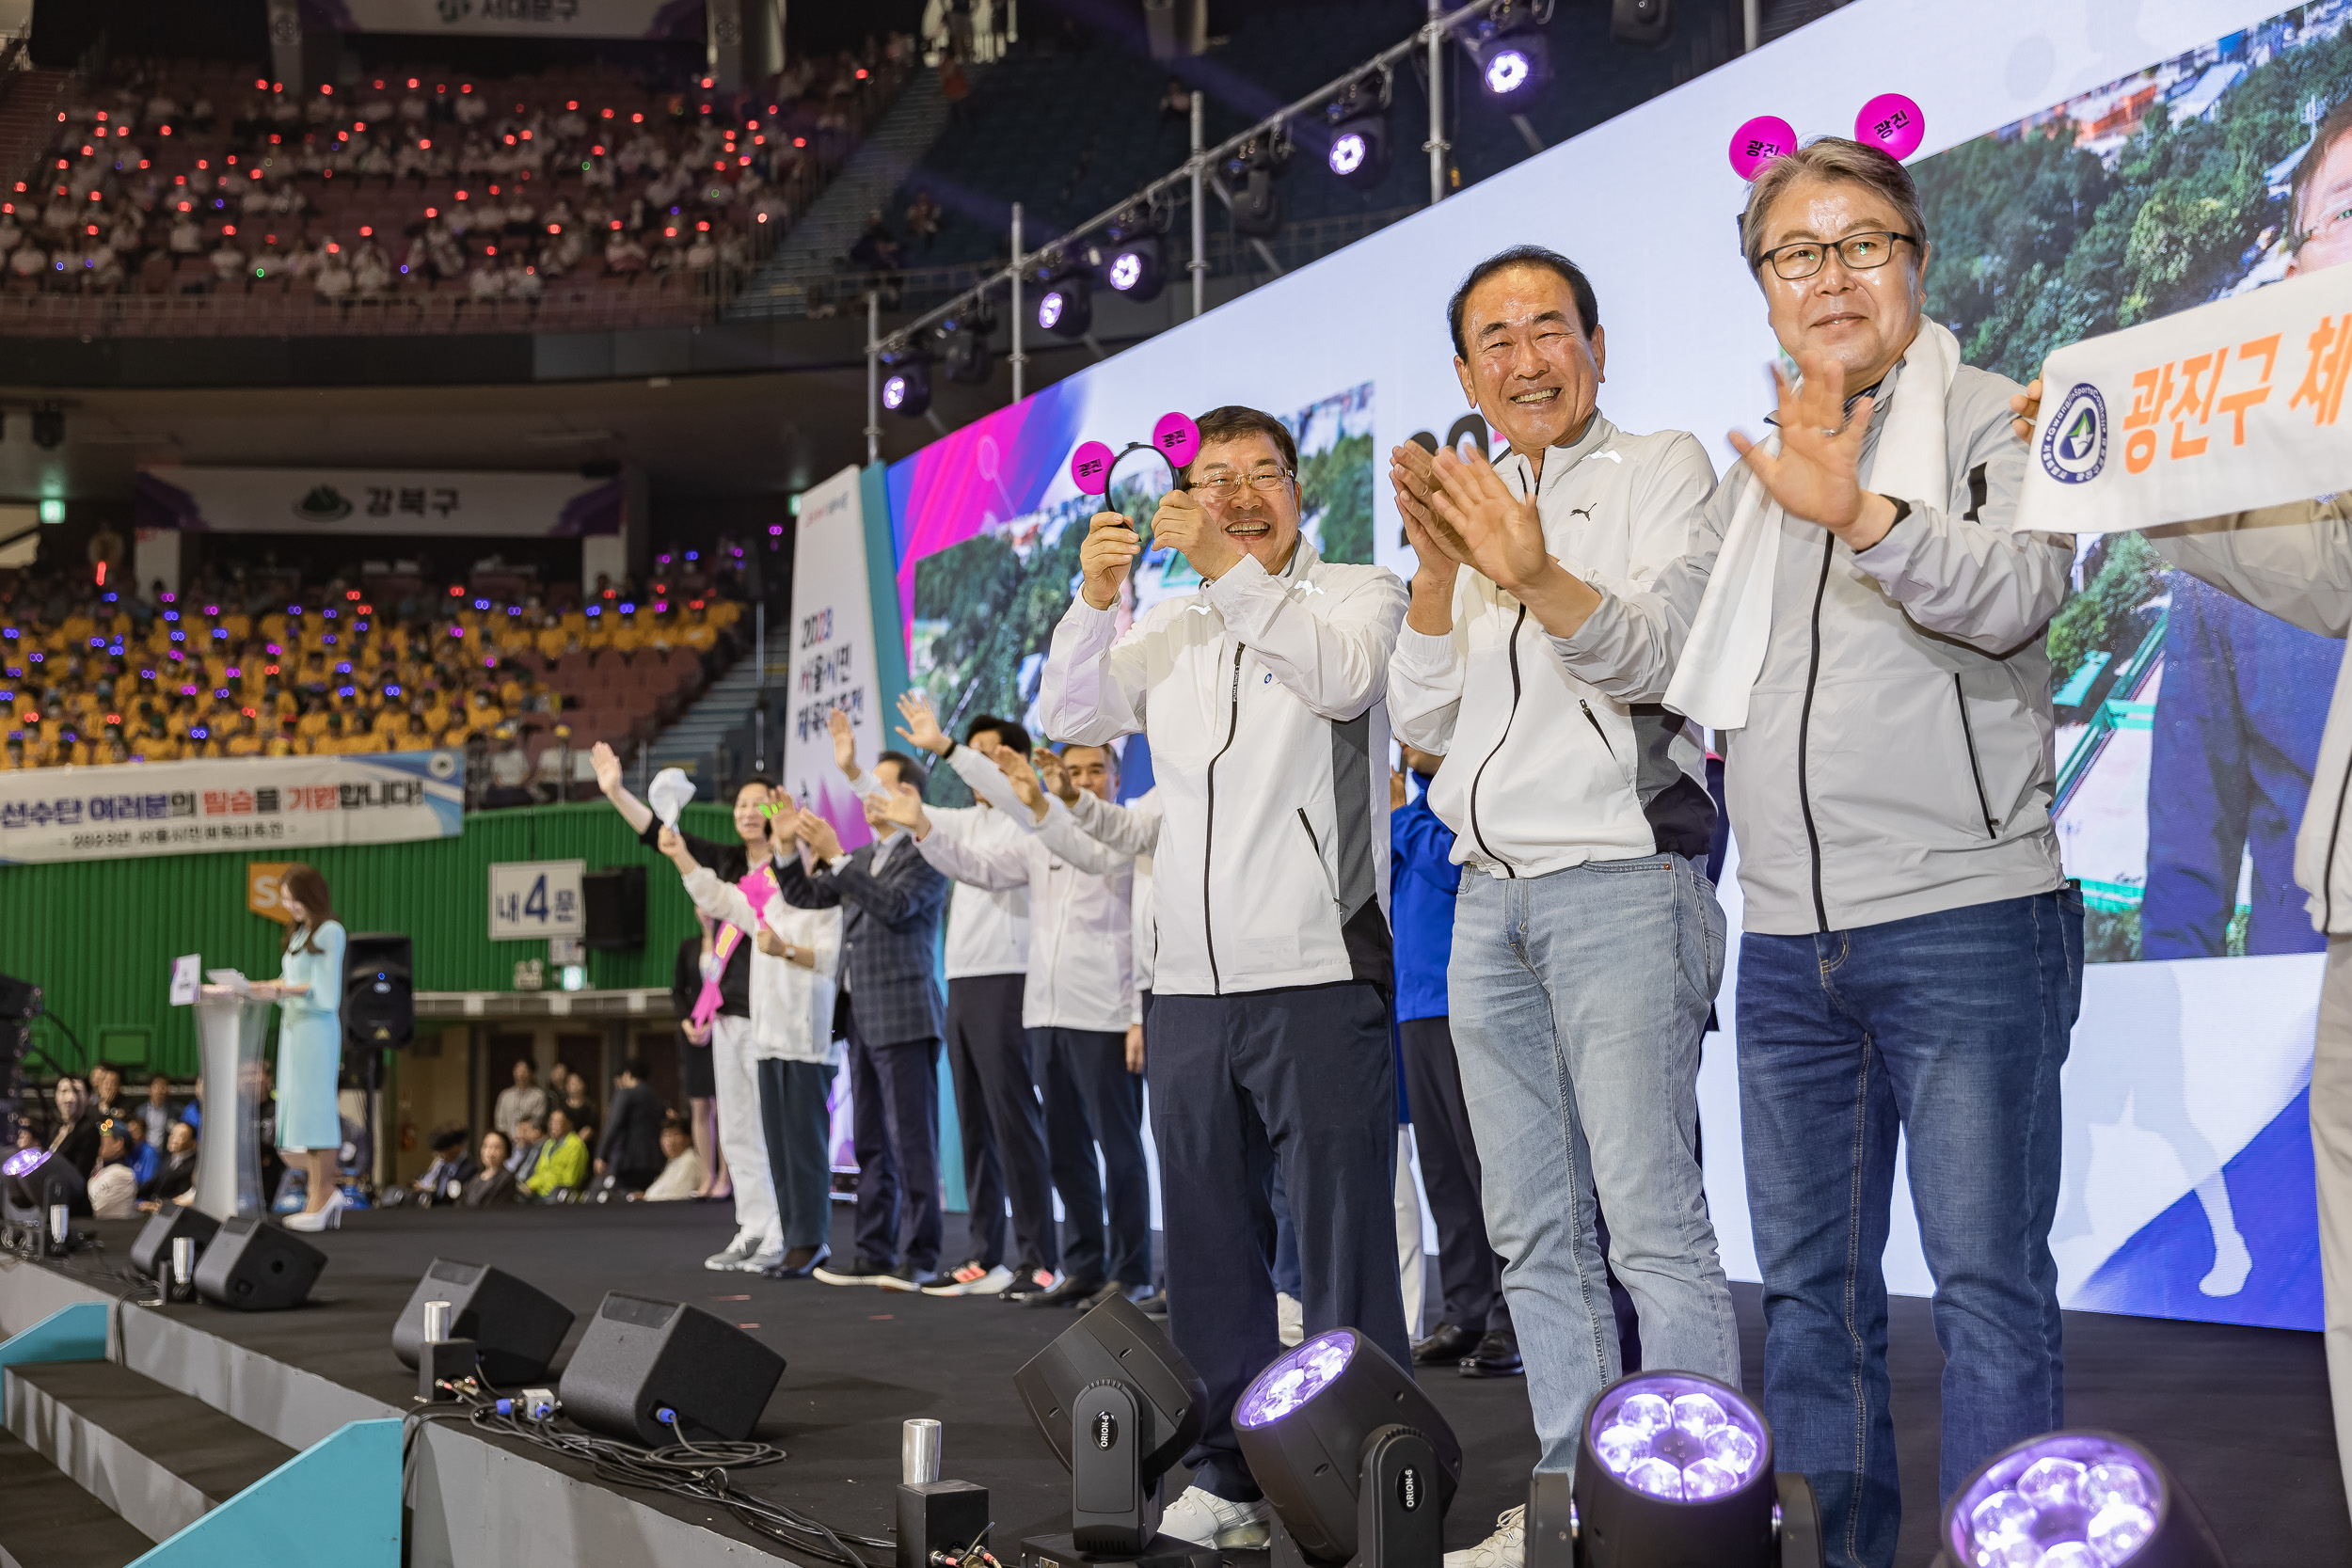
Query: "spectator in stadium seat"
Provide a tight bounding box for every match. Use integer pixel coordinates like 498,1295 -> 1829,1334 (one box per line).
140,1121 -> 199,1209
637,1116 -> 701,1200
48,1076 -> 100,1177
903,189 -> 940,250
461,1131 -> 518,1206
411,1126 -> 476,1200
8,242 -> 45,285
315,250 -> 354,300
138,1074 -> 176,1148
524,1106 -> 590,1197
87,1120 -> 141,1218
596,1058 -> 667,1193
208,234 -> 245,288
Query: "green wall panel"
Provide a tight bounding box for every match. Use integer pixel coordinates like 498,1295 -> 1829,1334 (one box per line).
0,800 -> 734,1078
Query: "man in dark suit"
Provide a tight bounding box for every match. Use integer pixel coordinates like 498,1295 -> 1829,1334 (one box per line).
596,1058 -> 668,1193
777,750 -> 952,1291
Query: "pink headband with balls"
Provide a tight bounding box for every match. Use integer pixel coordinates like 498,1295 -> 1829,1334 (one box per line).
1726,92 -> 1926,181
1070,411 -> 1200,498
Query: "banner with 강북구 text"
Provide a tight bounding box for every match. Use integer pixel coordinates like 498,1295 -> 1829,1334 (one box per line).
0,751 -> 465,864
135,467 -> 624,539
300,0 -> 707,40
2016,261 -> 2352,534
782,466 -> 882,854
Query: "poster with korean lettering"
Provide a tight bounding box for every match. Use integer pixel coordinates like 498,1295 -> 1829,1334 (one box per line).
134,467 -> 623,538
2017,262 -> 2352,534
780,466 -> 881,854
0,750 -> 463,864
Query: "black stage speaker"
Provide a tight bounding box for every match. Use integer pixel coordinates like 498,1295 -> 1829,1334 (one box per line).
190,1215 -> 326,1310
558,1292 -> 786,1445
130,1206 -> 221,1279
1611,0 -> 1673,45
583,866 -> 646,951
391,1258 -> 576,1385
343,933 -> 414,1050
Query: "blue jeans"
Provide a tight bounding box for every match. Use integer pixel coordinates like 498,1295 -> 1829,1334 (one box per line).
1739,887 -> 2083,1568
1449,852 -> 1737,1478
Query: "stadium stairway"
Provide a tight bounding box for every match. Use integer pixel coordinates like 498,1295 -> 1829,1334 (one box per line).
644,624 -> 790,796
0,1300 -> 399,1568
0,67 -> 75,190
724,65 -> 971,320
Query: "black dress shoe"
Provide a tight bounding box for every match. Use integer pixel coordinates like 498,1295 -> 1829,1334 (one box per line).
1412,1322 -> 1482,1366
1022,1275 -> 1104,1308
763,1243 -> 830,1279
1079,1279 -> 1156,1310
1133,1291 -> 1168,1319
1459,1329 -> 1525,1378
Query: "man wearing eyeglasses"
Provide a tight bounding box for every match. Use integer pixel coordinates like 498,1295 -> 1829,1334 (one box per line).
1037,404 -> 1410,1552
2019,92 -> 2352,1521
1419,140 -> 2078,1568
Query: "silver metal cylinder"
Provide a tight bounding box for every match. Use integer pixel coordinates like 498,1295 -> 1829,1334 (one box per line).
171,1235 -> 197,1288
47,1203 -> 67,1245
902,1418 -> 943,1485
423,1299 -> 453,1344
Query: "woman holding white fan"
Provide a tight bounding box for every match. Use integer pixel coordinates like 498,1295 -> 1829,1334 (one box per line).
1405,136 -> 2081,1568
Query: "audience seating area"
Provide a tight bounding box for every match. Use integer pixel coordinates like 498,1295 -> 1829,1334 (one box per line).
0,39 -> 915,336
0,555 -> 750,790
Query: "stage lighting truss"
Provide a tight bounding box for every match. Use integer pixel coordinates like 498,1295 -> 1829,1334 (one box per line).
1941,1431 -> 2226,1568
1463,0 -> 1554,101
1033,255 -> 1093,339
881,348 -> 933,419
939,307 -> 996,385
1322,70 -> 1393,192
1223,133 -> 1289,240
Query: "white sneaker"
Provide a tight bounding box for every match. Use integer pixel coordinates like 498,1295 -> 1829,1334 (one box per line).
1276,1291 -> 1304,1348
1444,1505 -> 1524,1568
1159,1486 -> 1272,1550
704,1230 -> 759,1271
923,1261 -> 1015,1297
740,1242 -> 787,1274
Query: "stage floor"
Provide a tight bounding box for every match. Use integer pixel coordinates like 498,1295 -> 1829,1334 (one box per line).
73,1200 -> 2347,1568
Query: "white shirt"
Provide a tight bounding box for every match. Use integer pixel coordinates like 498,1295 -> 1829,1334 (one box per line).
841,752 -> 1030,978
914,806 -> 1136,1035
682,865 -> 843,1066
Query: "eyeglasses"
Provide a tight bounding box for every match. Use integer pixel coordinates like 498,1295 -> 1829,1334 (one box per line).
1755,230 -> 1917,281
1192,467 -> 1295,501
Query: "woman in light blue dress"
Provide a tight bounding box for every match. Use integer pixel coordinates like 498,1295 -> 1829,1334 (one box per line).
267,863 -> 347,1231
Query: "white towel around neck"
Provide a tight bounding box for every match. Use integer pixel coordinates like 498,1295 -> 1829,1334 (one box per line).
1662,319 -> 1961,732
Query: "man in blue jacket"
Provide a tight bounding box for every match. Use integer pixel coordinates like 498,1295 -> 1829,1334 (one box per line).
1391,744 -> 1518,1381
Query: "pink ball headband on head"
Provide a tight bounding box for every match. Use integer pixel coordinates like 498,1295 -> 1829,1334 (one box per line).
1070,410 -> 1201,517
1725,92 -> 1928,182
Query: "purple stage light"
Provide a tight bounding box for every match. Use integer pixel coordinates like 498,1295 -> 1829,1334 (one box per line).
1234,1329 -> 1354,1429
1484,48 -> 1532,94
1947,1434 -> 2170,1567
1328,132 -> 1367,177
1038,290 -> 1067,331
882,373 -> 909,411
2,1148 -> 47,1179
1585,1372 -> 1770,1505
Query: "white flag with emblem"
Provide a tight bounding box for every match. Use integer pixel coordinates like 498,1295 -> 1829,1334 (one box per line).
2016,262 -> 2352,535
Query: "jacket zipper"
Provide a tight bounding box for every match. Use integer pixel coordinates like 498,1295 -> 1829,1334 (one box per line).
1201,642 -> 1246,994
1467,604 -> 1528,878
1580,701 -> 1617,762
1296,809 -> 1341,904
1798,531 -> 1835,931
1953,673 -> 1996,837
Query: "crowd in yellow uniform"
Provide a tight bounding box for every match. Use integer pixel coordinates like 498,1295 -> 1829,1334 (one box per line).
0,571 -> 742,771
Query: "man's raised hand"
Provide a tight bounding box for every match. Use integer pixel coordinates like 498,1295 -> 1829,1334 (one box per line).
894,690 -> 952,756
1727,352 -> 1880,544
590,740 -> 624,795
1426,443 -> 1551,594
871,780 -> 930,835
995,746 -> 1049,819
1152,488 -> 1241,583
1391,441 -> 1462,580
794,806 -> 843,863
1080,510 -> 1141,611
828,706 -> 858,776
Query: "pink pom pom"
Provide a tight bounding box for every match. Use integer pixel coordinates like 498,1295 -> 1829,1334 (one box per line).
1070,440 -> 1115,496
1727,116 -> 1796,181
1853,93 -> 1925,161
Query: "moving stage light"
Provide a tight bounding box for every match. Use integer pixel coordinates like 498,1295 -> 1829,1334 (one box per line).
1091,232 -> 1165,303
1323,74 -> 1391,192
882,349 -> 933,418
1036,266 -> 1093,339
1571,1370 -> 1823,1568
1935,1431 -> 2226,1568
1233,1327 -> 1463,1568
2,1148 -> 89,1242
941,309 -> 995,385
1224,138 -> 1284,239
1465,5 -> 1553,99
1014,1295 -> 1214,1564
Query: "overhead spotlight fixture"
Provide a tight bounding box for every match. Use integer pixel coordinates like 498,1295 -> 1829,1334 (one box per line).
1935,1430 -> 2225,1568
1224,135 -> 1285,239
1089,213 -> 1166,303
940,308 -> 995,385
1467,2 -> 1554,98
881,347 -> 932,418
1233,1327 -> 1464,1568
1572,1370 -> 1822,1568
30,402 -> 64,450
1035,262 -> 1092,339
1323,71 -> 1392,191
1015,1297 -> 1214,1564
1609,0 -> 1674,47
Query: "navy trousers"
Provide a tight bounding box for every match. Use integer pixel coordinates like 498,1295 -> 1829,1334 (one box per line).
1152,982 -> 1410,1502
1029,1025 -> 1152,1288
757,1057 -> 835,1251
947,974 -> 1060,1272
1397,1016 -> 1512,1336
846,1001 -> 944,1275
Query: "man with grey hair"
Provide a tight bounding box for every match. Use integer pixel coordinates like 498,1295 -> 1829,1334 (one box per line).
1421,138 -> 2079,1568
2015,88 -> 2352,1520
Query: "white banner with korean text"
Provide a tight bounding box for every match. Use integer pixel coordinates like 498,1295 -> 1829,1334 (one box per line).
2018,261 -> 2352,535
780,466 -> 881,854
0,751 -> 465,864
135,467 -> 624,538
303,0 -> 706,40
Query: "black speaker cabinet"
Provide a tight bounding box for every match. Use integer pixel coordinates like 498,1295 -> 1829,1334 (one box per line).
190,1215 -> 326,1310
583,865 -> 647,951
130,1207 -> 221,1280
343,932 -> 414,1050
558,1292 -> 785,1445
391,1258 -> 576,1386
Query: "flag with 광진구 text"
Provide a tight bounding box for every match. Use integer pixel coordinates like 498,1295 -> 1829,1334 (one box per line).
2015,262 -> 2352,535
